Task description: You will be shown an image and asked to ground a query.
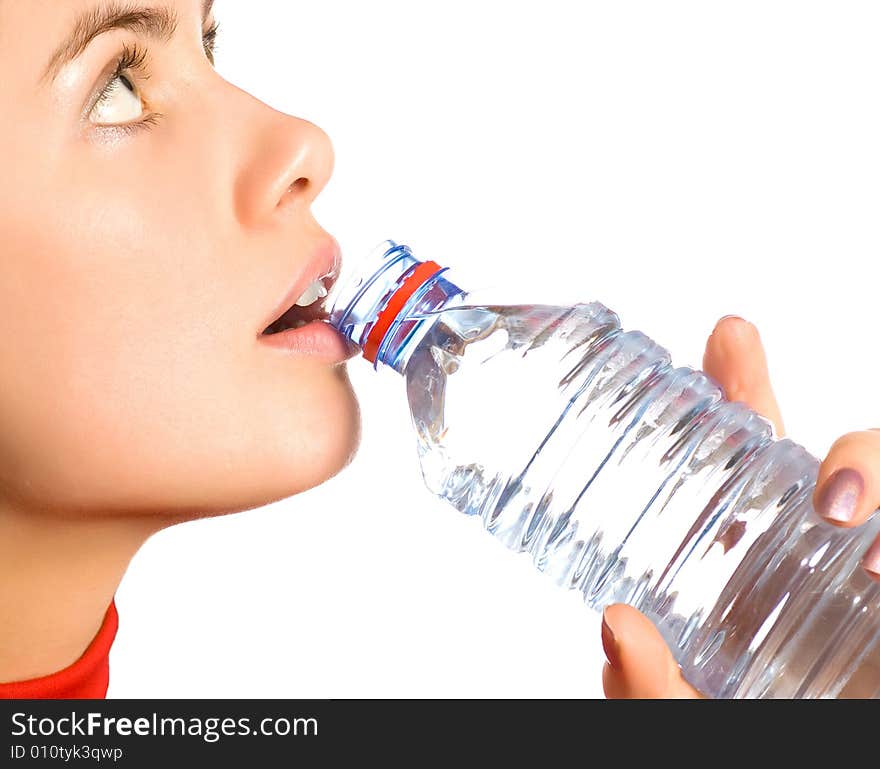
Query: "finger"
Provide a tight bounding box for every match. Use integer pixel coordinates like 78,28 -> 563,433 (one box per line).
862,535 -> 880,582
814,430 -> 880,528
601,604 -> 705,699
703,315 -> 786,438
813,429 -> 880,580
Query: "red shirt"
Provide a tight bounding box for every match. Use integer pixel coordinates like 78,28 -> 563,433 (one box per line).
0,601 -> 117,699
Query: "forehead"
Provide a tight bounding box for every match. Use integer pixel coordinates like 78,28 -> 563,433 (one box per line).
0,1 -> 211,93
0,0 -> 210,53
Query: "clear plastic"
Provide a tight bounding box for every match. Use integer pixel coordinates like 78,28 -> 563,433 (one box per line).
326,239 -> 880,698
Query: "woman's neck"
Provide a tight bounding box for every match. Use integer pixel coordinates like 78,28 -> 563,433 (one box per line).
0,503 -> 169,683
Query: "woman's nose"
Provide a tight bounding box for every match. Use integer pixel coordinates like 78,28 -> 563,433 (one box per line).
231,89 -> 335,227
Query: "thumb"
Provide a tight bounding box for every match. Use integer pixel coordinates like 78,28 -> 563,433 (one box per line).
601,604 -> 705,699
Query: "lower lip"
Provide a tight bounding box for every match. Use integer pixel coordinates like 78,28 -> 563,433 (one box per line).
258,320 -> 361,364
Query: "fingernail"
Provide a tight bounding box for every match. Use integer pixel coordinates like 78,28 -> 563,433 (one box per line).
601,610 -> 622,669
712,315 -> 751,340
816,467 -> 864,523
863,539 -> 880,577
714,313 -> 746,329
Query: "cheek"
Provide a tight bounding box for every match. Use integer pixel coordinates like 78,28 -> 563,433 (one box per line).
0,163 -> 221,497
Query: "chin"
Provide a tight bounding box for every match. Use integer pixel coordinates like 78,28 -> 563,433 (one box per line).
281,372 -> 362,498
178,364 -> 364,519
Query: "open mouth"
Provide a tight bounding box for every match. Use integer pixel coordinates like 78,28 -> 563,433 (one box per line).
260,277 -> 333,335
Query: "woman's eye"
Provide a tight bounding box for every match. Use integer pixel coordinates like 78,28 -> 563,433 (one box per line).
88,73 -> 145,125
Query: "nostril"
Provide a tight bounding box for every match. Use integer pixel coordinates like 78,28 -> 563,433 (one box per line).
277,177 -> 309,210
288,177 -> 308,195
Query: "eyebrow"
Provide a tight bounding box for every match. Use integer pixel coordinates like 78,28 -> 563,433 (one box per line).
42,0 -> 215,84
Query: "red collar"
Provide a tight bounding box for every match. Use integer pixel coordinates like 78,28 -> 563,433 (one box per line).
0,600 -> 118,699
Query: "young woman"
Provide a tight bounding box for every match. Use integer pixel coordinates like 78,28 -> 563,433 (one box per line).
0,0 -> 877,699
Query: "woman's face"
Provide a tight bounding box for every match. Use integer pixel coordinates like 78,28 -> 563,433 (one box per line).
0,0 -> 361,518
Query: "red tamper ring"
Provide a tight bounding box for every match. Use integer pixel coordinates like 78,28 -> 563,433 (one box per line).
363,260 -> 443,365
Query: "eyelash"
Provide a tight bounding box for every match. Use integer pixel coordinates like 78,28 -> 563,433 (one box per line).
91,22 -> 221,136
203,21 -> 220,63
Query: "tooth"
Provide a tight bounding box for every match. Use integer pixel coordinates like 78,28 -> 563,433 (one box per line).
294,278 -> 328,307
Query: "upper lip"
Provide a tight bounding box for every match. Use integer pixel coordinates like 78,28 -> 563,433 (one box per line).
258,237 -> 342,335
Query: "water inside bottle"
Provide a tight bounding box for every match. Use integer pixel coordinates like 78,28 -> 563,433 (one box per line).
401,299 -> 880,698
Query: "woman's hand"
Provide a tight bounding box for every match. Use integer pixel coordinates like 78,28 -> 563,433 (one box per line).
600,315 -> 880,699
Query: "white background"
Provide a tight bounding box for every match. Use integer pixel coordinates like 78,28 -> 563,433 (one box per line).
109,0 -> 880,697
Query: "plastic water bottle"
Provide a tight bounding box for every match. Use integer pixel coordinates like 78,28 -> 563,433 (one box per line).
326,238 -> 880,698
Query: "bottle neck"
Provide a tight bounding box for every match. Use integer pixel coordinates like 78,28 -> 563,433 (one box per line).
327,240 -> 467,375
